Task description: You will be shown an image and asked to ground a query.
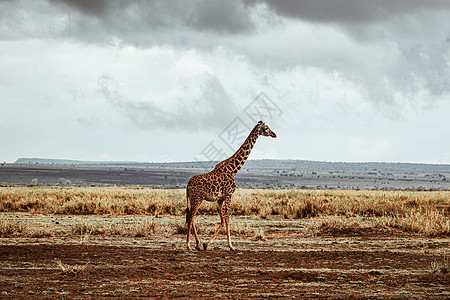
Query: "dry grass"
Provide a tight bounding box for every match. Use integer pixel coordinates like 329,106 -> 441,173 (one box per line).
308,215 -> 366,235
29,227 -> 54,237
55,258 -> 89,275
0,186 -> 448,236
0,218 -> 25,235
253,229 -> 266,241
70,218 -> 158,236
377,210 -> 450,236
71,222 -> 102,235
431,257 -> 450,274
232,189 -> 449,219
132,218 -> 158,236
0,186 -> 184,215
0,217 -> 55,237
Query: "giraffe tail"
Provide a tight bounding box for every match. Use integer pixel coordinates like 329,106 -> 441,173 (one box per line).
185,194 -> 190,224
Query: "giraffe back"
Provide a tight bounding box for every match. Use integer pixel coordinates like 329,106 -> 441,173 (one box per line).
187,169 -> 236,202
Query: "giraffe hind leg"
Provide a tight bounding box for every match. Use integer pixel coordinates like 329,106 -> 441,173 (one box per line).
187,216 -> 202,250
186,215 -> 193,250
186,195 -> 203,250
192,222 -> 201,250
186,206 -> 196,250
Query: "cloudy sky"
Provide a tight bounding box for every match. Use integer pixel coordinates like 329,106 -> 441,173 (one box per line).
1,0 -> 450,164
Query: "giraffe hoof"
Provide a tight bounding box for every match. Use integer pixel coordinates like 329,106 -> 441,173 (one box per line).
203,243 -> 208,250
195,246 -> 201,251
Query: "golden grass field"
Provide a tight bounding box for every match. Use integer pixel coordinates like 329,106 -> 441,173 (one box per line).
0,185 -> 448,237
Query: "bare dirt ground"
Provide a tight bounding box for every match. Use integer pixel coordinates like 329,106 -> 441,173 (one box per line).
1,214 -> 449,299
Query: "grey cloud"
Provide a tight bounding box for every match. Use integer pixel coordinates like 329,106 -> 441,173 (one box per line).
50,0 -> 113,16
47,0 -> 254,42
238,1 -> 450,110
4,0 -> 450,42
193,0 -> 251,33
251,0 -> 450,23
97,75 -> 239,131
1,0 -> 255,44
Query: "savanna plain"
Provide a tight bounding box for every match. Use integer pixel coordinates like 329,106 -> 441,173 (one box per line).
0,186 -> 449,299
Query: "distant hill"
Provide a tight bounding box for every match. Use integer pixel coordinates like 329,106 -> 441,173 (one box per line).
14,158 -> 139,165
14,157 -> 450,173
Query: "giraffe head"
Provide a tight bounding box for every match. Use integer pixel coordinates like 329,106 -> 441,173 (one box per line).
256,121 -> 277,138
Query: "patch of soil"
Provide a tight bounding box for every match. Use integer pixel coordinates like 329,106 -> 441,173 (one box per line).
1,234 -> 449,299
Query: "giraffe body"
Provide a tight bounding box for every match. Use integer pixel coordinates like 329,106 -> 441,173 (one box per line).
186,121 -> 276,250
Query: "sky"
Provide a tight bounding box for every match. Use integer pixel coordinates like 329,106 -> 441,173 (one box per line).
1,0 -> 450,164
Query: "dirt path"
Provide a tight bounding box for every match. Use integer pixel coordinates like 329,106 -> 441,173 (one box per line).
1,229 -> 449,299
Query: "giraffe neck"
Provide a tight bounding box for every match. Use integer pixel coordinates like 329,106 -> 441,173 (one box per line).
215,126 -> 259,176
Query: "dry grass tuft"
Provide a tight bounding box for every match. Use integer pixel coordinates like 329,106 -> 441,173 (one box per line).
0,218 -> 25,235
253,229 -> 266,241
231,222 -> 257,235
55,258 -> 89,275
29,227 -> 54,237
132,218 -> 158,237
174,220 -> 188,235
71,222 -> 101,235
308,216 -> 368,235
377,209 -> 450,236
431,258 -> 450,274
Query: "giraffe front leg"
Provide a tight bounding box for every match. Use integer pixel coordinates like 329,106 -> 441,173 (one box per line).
223,196 -> 235,251
224,215 -> 235,251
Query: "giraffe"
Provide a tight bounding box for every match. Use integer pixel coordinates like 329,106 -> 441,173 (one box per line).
186,121 -> 277,250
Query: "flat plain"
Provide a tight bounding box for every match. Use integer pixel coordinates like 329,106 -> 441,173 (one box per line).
2,160 -> 450,189
0,186 -> 449,299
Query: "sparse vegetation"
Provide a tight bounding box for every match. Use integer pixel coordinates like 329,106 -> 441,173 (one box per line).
431,257 -> 450,274
70,218 -> 159,236
132,218 -> 158,236
0,186 -> 448,236
173,220 -> 189,234
55,258 -> 89,275
0,218 -> 25,235
253,229 -> 266,241
377,210 -> 449,236
231,221 -> 259,235
29,227 -> 54,237
308,215 -> 367,235
71,221 -> 101,235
